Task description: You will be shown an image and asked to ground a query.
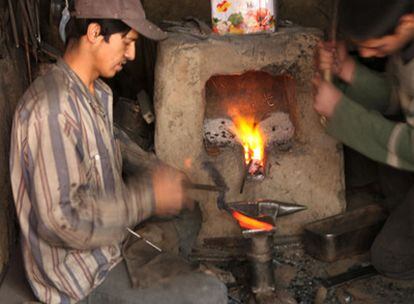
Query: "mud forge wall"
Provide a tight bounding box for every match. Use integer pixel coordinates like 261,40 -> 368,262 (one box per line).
154,28 -> 346,241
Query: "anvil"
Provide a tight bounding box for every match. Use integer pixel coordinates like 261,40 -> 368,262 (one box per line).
226,199 -> 307,225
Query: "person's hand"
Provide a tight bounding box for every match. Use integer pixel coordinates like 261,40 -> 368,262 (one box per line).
317,40 -> 355,83
152,165 -> 194,216
312,75 -> 343,119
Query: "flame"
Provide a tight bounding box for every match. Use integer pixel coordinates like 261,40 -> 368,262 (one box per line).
232,116 -> 265,166
232,211 -> 274,231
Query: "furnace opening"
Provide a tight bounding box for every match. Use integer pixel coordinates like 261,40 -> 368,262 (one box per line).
203,71 -> 298,178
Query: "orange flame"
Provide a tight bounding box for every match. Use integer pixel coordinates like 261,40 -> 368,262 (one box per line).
232,211 -> 274,231
232,116 -> 265,166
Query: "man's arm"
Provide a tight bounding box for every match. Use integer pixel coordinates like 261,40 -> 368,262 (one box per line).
25,113 -> 155,250
113,126 -> 194,215
327,95 -> 414,171
318,42 -> 396,113
336,61 -> 397,114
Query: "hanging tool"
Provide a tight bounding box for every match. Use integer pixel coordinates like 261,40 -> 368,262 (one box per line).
323,0 -> 340,82
7,0 -> 19,48
21,12 -> 32,83
320,0 -> 340,126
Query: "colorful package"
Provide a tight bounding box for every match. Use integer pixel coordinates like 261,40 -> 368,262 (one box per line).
211,0 -> 276,35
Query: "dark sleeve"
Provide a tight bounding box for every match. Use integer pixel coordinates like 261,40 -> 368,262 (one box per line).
326,95 -> 414,171
335,61 -> 395,113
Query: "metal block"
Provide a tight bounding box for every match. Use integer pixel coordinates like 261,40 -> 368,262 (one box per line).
304,205 -> 387,262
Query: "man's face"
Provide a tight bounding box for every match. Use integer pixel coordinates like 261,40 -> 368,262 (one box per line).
354,34 -> 409,58
353,14 -> 414,58
94,29 -> 139,78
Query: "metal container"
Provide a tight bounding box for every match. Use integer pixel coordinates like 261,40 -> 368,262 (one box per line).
304,205 -> 387,262
211,0 -> 277,35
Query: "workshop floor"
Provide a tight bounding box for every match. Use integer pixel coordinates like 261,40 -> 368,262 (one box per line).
224,180 -> 414,304
278,181 -> 414,304
270,240 -> 414,304
2,151 -> 414,304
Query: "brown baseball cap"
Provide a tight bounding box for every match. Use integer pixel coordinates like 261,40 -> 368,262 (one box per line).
73,0 -> 168,41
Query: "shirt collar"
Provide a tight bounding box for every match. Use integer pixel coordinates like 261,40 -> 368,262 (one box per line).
57,58 -> 109,118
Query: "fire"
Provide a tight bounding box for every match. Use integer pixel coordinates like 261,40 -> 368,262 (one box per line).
232,211 -> 274,231
232,116 -> 265,166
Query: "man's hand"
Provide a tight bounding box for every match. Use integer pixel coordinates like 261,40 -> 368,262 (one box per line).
152,165 -> 194,216
317,41 -> 356,83
312,75 -> 343,119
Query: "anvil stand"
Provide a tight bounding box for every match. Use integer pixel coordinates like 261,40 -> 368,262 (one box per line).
225,200 -> 306,303
243,229 -> 276,303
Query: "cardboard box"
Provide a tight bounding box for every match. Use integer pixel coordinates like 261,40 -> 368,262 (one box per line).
211,0 -> 276,35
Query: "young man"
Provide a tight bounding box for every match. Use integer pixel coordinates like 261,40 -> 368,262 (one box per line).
10,0 -> 227,303
314,0 -> 414,279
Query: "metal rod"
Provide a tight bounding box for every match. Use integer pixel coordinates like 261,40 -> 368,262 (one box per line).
240,160 -> 252,194
35,0 -> 42,43
7,0 -> 19,48
126,228 -> 162,252
323,0 -> 340,82
321,264 -> 378,288
183,181 -> 227,192
21,15 -> 32,83
19,0 -> 37,48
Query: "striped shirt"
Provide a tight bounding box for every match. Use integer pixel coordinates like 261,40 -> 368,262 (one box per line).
10,59 -> 155,303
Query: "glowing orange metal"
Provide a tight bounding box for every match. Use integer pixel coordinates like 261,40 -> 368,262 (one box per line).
232,211 -> 274,231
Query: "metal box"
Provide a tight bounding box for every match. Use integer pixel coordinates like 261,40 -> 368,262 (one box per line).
304,205 -> 387,262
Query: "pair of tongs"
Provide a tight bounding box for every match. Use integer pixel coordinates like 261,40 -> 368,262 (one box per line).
183,181 -> 228,193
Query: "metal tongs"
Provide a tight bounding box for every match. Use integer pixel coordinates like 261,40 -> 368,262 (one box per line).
182,181 -> 228,193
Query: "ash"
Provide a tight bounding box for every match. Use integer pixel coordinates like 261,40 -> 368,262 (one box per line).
203,112 -> 295,149
204,118 -> 237,147
260,112 -> 295,148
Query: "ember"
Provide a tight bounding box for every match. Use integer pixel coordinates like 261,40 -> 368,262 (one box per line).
231,211 -> 274,231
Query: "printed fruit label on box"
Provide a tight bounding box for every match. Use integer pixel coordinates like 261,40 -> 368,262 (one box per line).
212,0 -> 276,35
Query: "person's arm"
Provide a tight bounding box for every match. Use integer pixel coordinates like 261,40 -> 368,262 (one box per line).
336,61 -> 397,113
25,113 -> 155,250
317,41 -> 396,113
113,126 -> 194,215
327,95 -> 414,171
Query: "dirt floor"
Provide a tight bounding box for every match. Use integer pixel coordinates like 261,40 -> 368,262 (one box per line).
222,227 -> 414,304
210,180 -> 414,304
274,242 -> 414,304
